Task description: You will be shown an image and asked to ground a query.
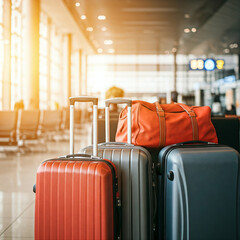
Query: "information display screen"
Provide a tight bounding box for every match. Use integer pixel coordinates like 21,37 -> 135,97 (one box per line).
189,59 -> 224,71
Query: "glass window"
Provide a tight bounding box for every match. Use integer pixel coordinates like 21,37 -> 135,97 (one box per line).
39,13 -> 63,109
0,0 -> 4,109
39,12 -> 48,109
87,54 -> 194,98
11,0 -> 23,109
50,25 -> 62,108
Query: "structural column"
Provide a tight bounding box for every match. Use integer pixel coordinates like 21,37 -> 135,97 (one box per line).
85,55 -> 88,94
173,51 -> 177,92
67,34 -> 72,99
2,0 -> 11,110
23,0 -> 40,109
63,34 -> 72,106
78,49 -> 82,95
47,18 -> 51,109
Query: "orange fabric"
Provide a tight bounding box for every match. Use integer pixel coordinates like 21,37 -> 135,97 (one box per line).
116,100 -> 218,148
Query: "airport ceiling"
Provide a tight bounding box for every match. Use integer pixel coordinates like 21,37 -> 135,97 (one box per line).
64,0 -> 240,55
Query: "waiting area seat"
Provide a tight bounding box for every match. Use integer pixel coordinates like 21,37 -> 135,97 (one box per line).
40,110 -> 62,140
0,111 -> 18,145
18,110 -> 40,141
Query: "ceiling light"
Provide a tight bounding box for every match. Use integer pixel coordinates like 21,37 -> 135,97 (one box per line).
184,28 -> 190,33
104,40 -> 113,45
86,27 -> 93,32
97,48 -> 103,53
191,28 -> 197,32
81,15 -> 86,20
101,27 -> 107,31
184,13 -> 190,19
108,49 -> 115,54
230,43 -> 238,49
224,49 -> 230,53
98,15 -> 106,20
75,2 -> 80,7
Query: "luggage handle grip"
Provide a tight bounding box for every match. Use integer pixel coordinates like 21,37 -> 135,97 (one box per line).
70,96 -> 98,106
105,98 -> 132,107
64,153 -> 92,159
105,98 -> 132,144
175,140 -> 216,146
98,142 -> 134,147
69,96 -> 98,157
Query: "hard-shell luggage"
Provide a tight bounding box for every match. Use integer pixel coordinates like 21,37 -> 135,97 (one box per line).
34,96 -> 120,240
81,98 -> 154,240
156,141 -> 240,240
116,101 -> 218,148
211,116 -> 239,152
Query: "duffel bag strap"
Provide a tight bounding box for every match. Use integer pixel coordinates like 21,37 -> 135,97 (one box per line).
155,102 -> 166,148
177,103 -> 199,141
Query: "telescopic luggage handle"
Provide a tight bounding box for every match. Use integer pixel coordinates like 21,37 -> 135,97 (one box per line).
69,96 -> 98,156
105,98 -> 132,144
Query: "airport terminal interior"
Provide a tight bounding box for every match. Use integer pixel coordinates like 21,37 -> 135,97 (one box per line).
0,0 -> 240,239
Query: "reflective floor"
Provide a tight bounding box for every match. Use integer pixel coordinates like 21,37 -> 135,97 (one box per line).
0,127 -> 90,239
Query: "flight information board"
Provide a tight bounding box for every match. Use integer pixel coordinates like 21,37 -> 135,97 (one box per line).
189,59 -> 224,71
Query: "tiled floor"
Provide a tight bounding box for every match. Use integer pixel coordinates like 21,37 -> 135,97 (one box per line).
0,127 -> 91,239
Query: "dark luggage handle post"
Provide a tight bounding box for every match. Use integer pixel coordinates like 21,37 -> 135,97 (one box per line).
69,96 -> 98,156
105,98 -> 132,144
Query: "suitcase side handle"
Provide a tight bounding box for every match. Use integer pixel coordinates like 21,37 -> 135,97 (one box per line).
105,98 -> 132,144
69,96 -> 98,156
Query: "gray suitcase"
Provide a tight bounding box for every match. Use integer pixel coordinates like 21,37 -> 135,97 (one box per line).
80,98 -> 154,240
156,141 -> 240,240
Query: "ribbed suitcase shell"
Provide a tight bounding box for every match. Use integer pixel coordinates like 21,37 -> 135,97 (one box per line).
35,159 -> 117,240
157,144 -> 240,240
81,144 -> 154,240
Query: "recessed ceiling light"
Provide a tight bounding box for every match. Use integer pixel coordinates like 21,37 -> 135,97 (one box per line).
224,49 -> 230,53
104,40 -> 113,45
230,43 -> 238,49
81,15 -> 86,20
191,28 -> 197,32
75,2 -> 80,7
184,13 -> 190,19
184,28 -> 190,33
86,27 -> 93,32
108,49 -> 115,54
98,15 -> 106,20
97,48 -> 103,53
101,27 -> 107,31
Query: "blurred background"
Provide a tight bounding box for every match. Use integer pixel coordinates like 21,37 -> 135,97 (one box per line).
0,0 -> 239,238
0,0 -> 239,111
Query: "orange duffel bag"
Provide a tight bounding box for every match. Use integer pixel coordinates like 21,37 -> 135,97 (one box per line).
116,100 -> 218,148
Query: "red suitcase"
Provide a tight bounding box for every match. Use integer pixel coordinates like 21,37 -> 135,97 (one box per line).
34,96 -> 120,240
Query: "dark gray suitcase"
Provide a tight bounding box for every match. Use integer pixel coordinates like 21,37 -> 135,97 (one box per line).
81,98 -> 154,240
156,141 -> 240,240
